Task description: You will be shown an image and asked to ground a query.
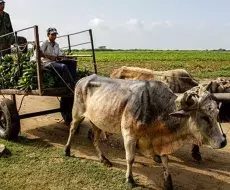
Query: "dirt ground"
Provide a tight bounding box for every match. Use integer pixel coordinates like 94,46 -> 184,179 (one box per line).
10,95 -> 230,190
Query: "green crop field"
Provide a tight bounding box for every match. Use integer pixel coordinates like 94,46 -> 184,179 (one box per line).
76,50 -> 230,79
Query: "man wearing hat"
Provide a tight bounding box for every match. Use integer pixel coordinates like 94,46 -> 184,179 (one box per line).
0,0 -> 27,57
39,27 -> 77,88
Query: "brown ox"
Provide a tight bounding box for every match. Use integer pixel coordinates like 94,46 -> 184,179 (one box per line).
110,66 -> 199,93
65,74 -> 226,189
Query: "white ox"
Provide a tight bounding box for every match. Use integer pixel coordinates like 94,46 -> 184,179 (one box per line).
65,74 -> 227,189
110,67 -> 230,162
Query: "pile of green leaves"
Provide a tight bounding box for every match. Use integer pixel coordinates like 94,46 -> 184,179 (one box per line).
0,55 -> 17,89
16,54 -> 38,90
0,54 -> 92,90
76,67 -> 92,81
0,53 -> 39,90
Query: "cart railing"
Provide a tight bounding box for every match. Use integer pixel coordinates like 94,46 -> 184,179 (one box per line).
0,25 -> 97,97
56,29 -> 97,74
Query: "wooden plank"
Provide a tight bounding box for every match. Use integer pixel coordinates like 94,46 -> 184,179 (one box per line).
0,87 -> 73,97
34,25 -> 43,95
0,89 -> 39,95
41,87 -> 73,97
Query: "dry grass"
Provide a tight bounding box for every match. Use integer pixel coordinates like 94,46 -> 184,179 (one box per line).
0,136 -> 149,190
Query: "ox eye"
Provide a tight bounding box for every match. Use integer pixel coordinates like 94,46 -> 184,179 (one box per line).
202,116 -> 210,124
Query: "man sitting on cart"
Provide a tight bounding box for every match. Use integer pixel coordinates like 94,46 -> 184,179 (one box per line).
38,27 -> 77,89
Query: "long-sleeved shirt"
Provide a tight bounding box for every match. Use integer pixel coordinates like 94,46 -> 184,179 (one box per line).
0,11 -> 13,43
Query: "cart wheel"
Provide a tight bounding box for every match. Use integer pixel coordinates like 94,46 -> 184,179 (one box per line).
60,97 -> 74,124
0,98 -> 20,140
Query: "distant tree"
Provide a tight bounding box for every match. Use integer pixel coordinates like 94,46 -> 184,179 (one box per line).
218,48 -> 226,51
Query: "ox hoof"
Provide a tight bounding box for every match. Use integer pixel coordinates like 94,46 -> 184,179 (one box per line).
100,156 -> 113,167
65,146 -> 71,157
154,155 -> 162,163
126,176 -> 136,188
164,175 -> 173,190
101,159 -> 113,167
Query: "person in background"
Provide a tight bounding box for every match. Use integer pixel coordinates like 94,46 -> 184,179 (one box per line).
0,0 -> 13,56
39,27 -> 77,88
0,0 -> 28,57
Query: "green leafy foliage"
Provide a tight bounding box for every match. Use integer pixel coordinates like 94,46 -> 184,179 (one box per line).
74,50 -> 230,78
76,67 -> 92,81
0,54 -> 92,90
0,55 -> 17,89
16,61 -> 38,90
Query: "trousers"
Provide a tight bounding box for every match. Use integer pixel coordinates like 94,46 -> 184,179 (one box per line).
45,60 -> 77,87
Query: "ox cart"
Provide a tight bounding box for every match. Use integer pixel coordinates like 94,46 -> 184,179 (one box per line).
0,25 -> 97,140
0,26 -> 229,141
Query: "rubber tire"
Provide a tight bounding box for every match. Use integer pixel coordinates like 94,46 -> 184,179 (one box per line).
60,97 -> 74,124
0,98 -> 20,140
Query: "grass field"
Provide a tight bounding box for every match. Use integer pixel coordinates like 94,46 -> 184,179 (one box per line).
0,137 -> 147,190
76,50 -> 230,79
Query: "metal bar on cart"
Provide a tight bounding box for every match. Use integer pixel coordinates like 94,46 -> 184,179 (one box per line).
19,108 -> 61,119
0,26 -> 35,39
211,93 -> 230,102
14,31 -> 21,76
89,29 -> 97,74
61,42 -> 91,49
15,26 -> 35,33
34,25 -> 43,95
175,93 -> 230,102
57,29 -> 89,38
67,35 -> 71,53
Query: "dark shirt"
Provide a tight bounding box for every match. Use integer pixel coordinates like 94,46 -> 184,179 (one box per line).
0,12 -> 13,42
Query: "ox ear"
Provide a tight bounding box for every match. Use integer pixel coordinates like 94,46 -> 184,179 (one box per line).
169,110 -> 190,118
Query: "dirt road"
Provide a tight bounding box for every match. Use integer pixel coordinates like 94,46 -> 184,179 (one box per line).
13,95 -> 230,190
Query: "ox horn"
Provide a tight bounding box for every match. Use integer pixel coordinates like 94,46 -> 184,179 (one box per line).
184,93 -> 199,110
176,92 -> 199,111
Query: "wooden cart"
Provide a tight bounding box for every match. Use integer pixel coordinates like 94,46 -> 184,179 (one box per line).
0,26 -> 229,141
0,25 -> 97,140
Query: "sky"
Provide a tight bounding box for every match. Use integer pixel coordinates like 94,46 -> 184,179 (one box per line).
5,0 -> 230,49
